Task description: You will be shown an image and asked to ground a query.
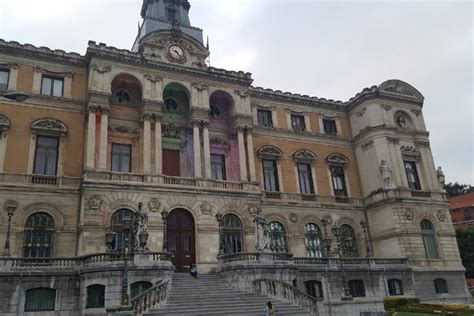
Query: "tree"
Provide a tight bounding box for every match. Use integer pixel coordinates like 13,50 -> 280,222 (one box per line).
444,182 -> 474,198
456,227 -> 474,279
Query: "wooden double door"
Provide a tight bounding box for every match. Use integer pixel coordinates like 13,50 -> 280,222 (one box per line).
167,209 -> 195,272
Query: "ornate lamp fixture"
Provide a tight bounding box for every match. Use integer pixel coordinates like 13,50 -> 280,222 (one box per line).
161,209 -> 169,252
331,224 -> 353,301
3,200 -> 17,256
105,231 -> 116,252
215,212 -> 223,255
360,220 -> 372,257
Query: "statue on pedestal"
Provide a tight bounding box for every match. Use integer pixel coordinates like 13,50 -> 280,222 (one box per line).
136,202 -> 149,249
379,160 -> 394,188
253,208 -> 268,252
436,166 -> 446,188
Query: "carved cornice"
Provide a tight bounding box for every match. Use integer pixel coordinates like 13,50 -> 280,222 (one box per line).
257,145 -> 283,160
30,117 -> 68,137
292,149 -> 317,163
326,153 -> 349,165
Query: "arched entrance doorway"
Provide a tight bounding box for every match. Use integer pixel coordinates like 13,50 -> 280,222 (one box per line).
167,208 -> 196,272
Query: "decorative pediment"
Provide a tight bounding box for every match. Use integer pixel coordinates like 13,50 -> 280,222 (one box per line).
379,80 -> 424,101
293,149 -> 317,163
30,118 -> 68,136
401,146 -> 421,161
257,145 -> 283,159
326,153 -> 348,165
0,114 -> 11,132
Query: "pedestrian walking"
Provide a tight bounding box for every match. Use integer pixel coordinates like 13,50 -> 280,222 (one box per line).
264,301 -> 275,316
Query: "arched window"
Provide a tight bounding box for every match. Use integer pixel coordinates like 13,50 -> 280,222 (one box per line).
86,284 -> 105,308
164,97 -> 178,112
348,279 -> 365,297
268,221 -> 288,253
304,280 -> 323,298
304,223 -> 323,257
23,212 -> 55,258
111,209 -> 136,251
340,224 -> 358,257
420,219 -> 439,259
25,288 -> 56,312
131,281 -> 152,298
221,214 -> 242,254
387,279 -> 404,296
434,278 -> 448,294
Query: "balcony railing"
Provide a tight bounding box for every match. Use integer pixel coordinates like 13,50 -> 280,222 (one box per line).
0,252 -> 172,270
263,191 -> 363,207
85,171 -> 259,192
293,257 -> 409,267
218,252 -> 293,264
132,280 -> 169,316
0,172 -> 81,188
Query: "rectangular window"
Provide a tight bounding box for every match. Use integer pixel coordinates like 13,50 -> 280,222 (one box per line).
291,114 -> 306,131
211,154 -> 226,180
257,109 -> 273,127
0,69 -> 9,90
25,288 -> 56,311
112,144 -> 131,172
330,166 -> 348,197
305,281 -> 323,298
298,163 -> 314,194
33,136 -> 59,176
404,161 -> 421,190
162,149 -> 180,176
323,119 -> 337,135
263,159 -> 279,192
463,208 -> 472,221
41,76 -> 63,97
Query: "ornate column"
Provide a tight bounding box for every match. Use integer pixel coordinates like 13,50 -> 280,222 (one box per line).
237,127 -> 248,181
86,106 -> 97,170
142,113 -> 152,174
202,122 -> 211,178
246,128 -> 257,182
154,115 -> 162,174
98,107 -> 109,170
193,121 -> 202,177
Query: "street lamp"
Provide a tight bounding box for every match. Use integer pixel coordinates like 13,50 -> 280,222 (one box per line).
360,220 -> 372,257
105,231 -> 116,252
161,209 -> 168,252
331,224 -> 353,301
215,212 -> 223,256
3,200 -> 17,256
0,92 -> 29,102
120,214 -> 135,307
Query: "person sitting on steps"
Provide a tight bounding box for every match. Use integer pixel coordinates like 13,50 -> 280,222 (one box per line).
190,263 -> 199,278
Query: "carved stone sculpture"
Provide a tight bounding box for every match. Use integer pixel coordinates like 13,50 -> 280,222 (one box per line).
436,166 -> 446,187
87,195 -> 103,210
135,202 -> 149,249
379,160 -> 394,188
253,208 -> 268,252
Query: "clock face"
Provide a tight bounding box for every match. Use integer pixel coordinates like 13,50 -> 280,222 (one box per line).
168,45 -> 185,61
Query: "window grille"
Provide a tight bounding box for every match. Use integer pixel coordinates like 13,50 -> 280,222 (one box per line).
268,221 -> 288,253
221,214 -> 243,254
23,212 -> 55,258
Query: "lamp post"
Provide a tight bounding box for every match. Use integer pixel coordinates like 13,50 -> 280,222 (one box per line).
360,220 -> 372,257
105,231 -> 116,252
161,209 -> 168,252
321,218 -> 332,257
3,200 -> 17,256
0,92 -> 29,102
215,212 -> 223,256
120,215 -> 134,307
331,224 -> 353,301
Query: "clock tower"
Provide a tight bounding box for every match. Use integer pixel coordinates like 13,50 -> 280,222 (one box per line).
132,0 -> 204,51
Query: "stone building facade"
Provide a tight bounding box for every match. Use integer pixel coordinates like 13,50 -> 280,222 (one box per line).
0,0 -> 470,315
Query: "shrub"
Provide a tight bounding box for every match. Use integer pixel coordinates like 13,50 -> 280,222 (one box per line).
384,296 -> 420,311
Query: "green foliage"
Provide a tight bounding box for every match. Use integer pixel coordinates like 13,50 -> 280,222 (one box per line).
384,296 -> 420,311
456,227 -> 474,278
444,182 -> 474,198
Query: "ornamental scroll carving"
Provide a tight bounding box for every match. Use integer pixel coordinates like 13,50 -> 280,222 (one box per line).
326,153 -> 349,165
91,64 -> 111,74
30,118 -> 68,136
0,114 -> 11,134
200,201 -> 212,215
292,149 -> 317,163
257,145 -> 283,160
147,198 -> 161,212
401,146 -> 421,161
87,195 -> 103,211
436,210 -> 446,222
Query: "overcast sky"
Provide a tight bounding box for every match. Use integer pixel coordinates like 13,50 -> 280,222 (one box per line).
0,0 -> 472,184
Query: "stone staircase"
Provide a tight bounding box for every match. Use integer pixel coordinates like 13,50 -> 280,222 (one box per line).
145,273 -> 313,315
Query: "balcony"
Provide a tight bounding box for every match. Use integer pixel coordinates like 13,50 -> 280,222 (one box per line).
0,252 -> 172,272
364,187 -> 445,206
0,172 -> 81,189
84,170 -> 260,193
293,256 -> 409,268
263,191 -> 363,207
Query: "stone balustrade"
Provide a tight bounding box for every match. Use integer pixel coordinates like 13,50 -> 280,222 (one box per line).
0,172 -> 81,188
84,170 -> 260,192
253,278 -> 321,314
218,252 -> 293,264
131,280 -> 169,316
0,252 -> 173,271
263,191 -> 363,207
293,256 -> 409,267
